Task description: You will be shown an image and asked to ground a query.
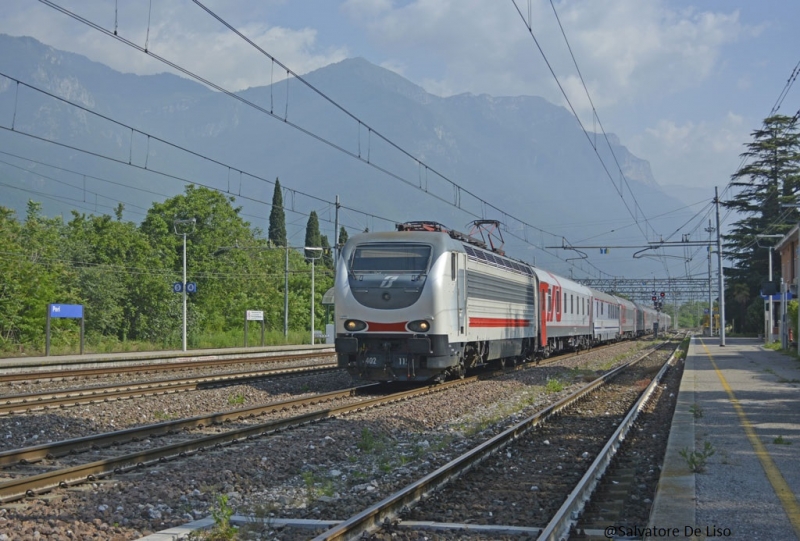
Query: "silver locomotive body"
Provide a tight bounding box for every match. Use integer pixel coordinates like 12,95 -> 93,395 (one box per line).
334,227 -> 538,382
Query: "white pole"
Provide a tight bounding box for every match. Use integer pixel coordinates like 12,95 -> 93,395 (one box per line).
182,232 -> 187,352
310,257 -> 315,345
768,247 -> 773,344
715,187 -> 725,346
284,246 -> 289,339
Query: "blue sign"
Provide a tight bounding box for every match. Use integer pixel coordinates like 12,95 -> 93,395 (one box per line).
173,282 -> 183,293
186,282 -> 197,293
761,292 -> 793,301
49,304 -> 83,318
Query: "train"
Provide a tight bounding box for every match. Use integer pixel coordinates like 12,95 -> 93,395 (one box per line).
334,221 -> 670,383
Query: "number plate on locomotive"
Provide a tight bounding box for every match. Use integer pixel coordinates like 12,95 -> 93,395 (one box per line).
392,354 -> 408,367
364,355 -> 384,366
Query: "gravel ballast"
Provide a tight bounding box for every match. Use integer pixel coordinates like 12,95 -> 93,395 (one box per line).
1,341 -> 667,540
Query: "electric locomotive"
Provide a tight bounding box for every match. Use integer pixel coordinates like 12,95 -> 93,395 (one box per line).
334,221 -> 670,383
335,221 -> 539,382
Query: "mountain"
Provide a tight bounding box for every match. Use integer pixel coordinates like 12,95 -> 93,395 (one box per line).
0,34 -> 693,277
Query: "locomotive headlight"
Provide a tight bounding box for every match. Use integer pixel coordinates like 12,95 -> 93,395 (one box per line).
344,319 -> 367,332
407,320 -> 430,333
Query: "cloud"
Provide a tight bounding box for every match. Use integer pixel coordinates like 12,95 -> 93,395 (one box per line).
0,0 -> 348,91
633,114 -> 751,188
343,0 -> 749,111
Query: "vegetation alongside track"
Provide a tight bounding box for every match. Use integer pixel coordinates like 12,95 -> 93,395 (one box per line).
1,185 -> 338,356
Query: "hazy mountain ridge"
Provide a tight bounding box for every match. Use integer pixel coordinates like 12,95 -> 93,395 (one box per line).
0,35 -> 691,276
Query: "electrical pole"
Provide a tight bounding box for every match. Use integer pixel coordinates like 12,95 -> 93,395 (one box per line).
284,246 -> 289,339
334,195 -> 340,270
715,187 -> 726,346
174,218 -> 195,352
705,220 -> 715,336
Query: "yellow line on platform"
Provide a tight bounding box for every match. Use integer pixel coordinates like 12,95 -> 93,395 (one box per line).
700,339 -> 800,536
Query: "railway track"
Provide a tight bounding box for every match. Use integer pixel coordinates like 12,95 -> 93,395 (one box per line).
0,336 -> 676,540
305,338 -> 681,540
0,339 -> 638,416
0,340 -> 639,505
0,351 -> 334,384
0,363 -> 338,415
0,371 -> 507,503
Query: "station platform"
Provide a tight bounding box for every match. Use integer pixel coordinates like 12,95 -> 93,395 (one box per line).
649,336 -> 800,540
0,343 -> 333,373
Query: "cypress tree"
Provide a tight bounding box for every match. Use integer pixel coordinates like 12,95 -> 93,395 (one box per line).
304,211 -> 321,259
338,226 -> 348,247
268,179 -> 287,247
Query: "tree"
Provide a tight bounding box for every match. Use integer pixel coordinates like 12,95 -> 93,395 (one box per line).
338,226 -> 348,247
722,114 -> 800,332
731,282 -> 751,334
0,202 -> 76,349
304,211 -> 321,259
268,179 -> 287,247
141,185 -> 262,342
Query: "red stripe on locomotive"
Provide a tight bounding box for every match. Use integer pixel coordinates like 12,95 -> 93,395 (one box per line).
469,317 -> 531,328
365,321 -> 409,332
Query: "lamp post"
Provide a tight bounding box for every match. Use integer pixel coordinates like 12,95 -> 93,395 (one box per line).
174,218 -> 196,352
304,247 -> 323,344
756,234 -> 783,344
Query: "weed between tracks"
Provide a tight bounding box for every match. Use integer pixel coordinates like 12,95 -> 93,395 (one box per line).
189,494 -> 238,541
545,377 -> 565,393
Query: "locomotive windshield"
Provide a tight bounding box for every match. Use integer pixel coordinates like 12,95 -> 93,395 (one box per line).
350,243 -> 431,273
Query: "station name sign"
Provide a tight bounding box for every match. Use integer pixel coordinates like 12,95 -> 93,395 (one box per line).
49,304 -> 84,319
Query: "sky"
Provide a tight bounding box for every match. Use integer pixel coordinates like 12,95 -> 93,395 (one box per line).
0,0 -> 798,279
1,0 -> 797,195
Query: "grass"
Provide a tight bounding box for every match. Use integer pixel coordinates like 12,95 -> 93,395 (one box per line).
0,329 -> 316,358
189,494 -> 238,541
679,441 -> 715,473
773,435 -> 792,445
545,378 -> 565,393
227,393 -> 246,406
301,471 -> 335,502
357,428 -> 386,453
689,403 -> 704,418
153,410 -> 175,421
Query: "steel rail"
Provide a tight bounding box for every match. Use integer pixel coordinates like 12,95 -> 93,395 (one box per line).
0,364 -> 338,415
537,337 -> 683,540
0,383 -> 372,468
0,375 -> 486,503
311,341 -> 675,541
0,351 -> 334,383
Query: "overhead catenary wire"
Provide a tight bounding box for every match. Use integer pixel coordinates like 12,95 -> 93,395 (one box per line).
0,151 -> 357,230
35,0 -> 616,279
0,71 -> 398,235
510,0 -> 659,246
